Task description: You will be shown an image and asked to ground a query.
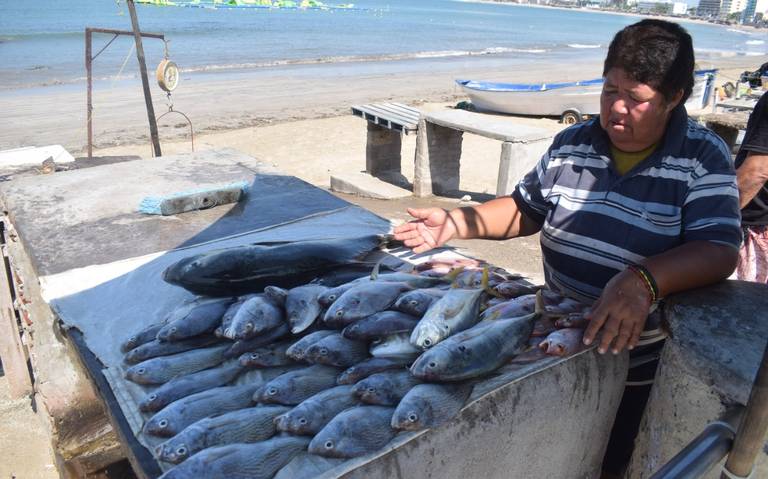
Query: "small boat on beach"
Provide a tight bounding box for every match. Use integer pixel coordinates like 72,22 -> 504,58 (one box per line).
456,69 -> 717,124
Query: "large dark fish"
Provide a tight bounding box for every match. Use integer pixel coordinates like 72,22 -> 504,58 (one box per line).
124,344 -> 229,385
352,370 -> 420,406
309,406 -> 396,458
124,336 -> 222,365
304,334 -> 369,368
144,383 -> 262,437
391,383 -> 473,431
162,235 -> 385,296
336,357 -> 411,385
156,405 -> 290,464
138,361 -> 244,413
410,311 -> 538,382
158,436 -> 310,479
341,311 -> 419,341
156,297 -> 234,342
285,330 -> 337,362
256,365 -> 341,405
274,385 -> 358,436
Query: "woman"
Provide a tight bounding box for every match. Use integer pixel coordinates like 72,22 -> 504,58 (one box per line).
394,19 -> 741,475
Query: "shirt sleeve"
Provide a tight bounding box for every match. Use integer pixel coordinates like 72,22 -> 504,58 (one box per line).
682,134 -> 743,249
512,139 -> 560,226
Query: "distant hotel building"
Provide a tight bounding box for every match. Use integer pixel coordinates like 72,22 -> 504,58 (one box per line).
696,0 -> 722,17
636,0 -> 687,14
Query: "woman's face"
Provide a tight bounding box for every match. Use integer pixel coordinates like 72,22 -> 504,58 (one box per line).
600,67 -> 682,152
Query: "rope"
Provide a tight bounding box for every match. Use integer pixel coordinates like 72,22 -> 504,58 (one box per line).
111,43 -> 136,89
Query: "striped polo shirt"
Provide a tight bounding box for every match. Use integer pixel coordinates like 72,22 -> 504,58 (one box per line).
512,106 -> 742,303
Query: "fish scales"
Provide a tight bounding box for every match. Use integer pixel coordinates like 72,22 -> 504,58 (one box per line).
410,286 -> 486,349
161,235 -> 385,296
144,383 -> 262,437
392,383 -> 472,431
124,336 -> 222,364
156,405 -> 290,464
285,330 -> 337,362
157,297 -> 233,342
158,436 -> 310,479
138,361 -> 244,413
410,313 -> 537,382
309,406 -> 396,458
274,385 -> 358,435
257,365 -> 341,405
353,370 -> 421,406
125,344 -> 229,385
337,357 -> 411,385
304,334 -> 369,368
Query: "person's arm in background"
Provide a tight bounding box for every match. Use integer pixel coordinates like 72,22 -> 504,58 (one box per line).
737,152 -> 768,208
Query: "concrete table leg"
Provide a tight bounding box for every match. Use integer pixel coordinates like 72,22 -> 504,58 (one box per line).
496,138 -> 551,197
366,122 -> 402,177
414,118 -> 463,197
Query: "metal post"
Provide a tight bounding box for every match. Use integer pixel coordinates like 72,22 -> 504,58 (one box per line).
722,341 -> 768,479
86,29 -> 93,160
126,0 -> 162,158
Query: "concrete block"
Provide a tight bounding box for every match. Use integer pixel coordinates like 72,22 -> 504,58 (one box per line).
330,171 -> 412,200
627,281 -> 768,479
414,119 -> 463,197
496,138 -> 551,197
366,122 -> 402,176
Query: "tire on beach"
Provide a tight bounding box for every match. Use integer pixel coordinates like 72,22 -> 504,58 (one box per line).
560,109 -> 582,125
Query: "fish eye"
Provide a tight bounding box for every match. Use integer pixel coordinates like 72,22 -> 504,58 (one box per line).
176,446 -> 187,456
319,348 -> 328,356
245,323 -> 254,331
268,387 -> 278,396
458,345 -> 466,352
428,361 -> 437,368
324,440 -> 334,449
443,324 -> 449,331
158,419 -> 168,428
137,368 -> 146,375
170,327 -> 177,333
423,339 -> 432,347
148,393 -> 157,400
298,418 -> 307,425
409,300 -> 418,306
408,413 -> 419,422
367,387 -> 375,393
335,310 -> 344,317
250,353 -> 260,359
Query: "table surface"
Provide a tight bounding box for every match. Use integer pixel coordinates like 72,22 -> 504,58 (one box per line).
425,109 -> 552,143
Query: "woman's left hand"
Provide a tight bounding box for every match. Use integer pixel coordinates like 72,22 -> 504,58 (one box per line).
583,268 -> 653,354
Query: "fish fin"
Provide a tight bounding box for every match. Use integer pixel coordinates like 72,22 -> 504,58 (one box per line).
534,289 -> 545,317
370,258 -> 387,280
445,266 -> 466,287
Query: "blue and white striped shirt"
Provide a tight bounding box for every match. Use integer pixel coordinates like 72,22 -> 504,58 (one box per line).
512,106 -> 742,302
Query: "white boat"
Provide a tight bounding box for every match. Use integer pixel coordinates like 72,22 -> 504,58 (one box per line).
456,69 -> 717,124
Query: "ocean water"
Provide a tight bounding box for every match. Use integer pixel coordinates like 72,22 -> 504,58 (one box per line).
0,0 -> 765,90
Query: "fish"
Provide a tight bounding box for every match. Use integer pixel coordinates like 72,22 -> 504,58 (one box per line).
138,361 -> 244,413
391,382 -> 473,431
157,436 -> 310,479
256,365 -> 341,405
342,310 -> 419,341
410,309 -> 539,382
479,294 -> 537,321
144,383 -> 262,437
156,297 -> 234,342
125,344 -> 229,385
284,284 -> 328,334
224,323 -> 290,359
323,281 -> 412,328
156,405 -> 290,464
273,452 -> 345,479
554,312 -> 590,329
370,333 -> 421,359
120,322 -> 165,353
392,288 -> 447,317
124,336 -> 222,365
410,270 -> 489,350
531,316 -> 557,337
304,334 -> 369,368
336,357 -> 411,385
162,235 -> 385,296
308,406 -> 396,458
285,330 -> 337,362
263,286 -> 288,306
493,279 -> 542,299
274,385 -> 358,436
352,370 -> 421,406
452,268 -> 508,289
215,295 -> 256,338
539,328 -> 585,356
224,295 -> 284,340
317,282 -> 358,308
239,340 -> 295,368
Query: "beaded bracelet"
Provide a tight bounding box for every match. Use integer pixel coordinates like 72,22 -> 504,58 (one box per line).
627,264 -> 659,303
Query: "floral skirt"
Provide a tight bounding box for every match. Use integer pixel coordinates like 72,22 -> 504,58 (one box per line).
736,225 -> 768,283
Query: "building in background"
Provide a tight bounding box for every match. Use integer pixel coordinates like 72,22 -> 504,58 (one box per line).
637,0 -> 673,13
697,0 -> 721,17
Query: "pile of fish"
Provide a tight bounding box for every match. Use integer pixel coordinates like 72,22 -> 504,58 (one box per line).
121,237 -> 591,478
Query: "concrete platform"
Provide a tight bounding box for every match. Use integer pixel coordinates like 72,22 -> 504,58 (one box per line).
330,171 -> 413,200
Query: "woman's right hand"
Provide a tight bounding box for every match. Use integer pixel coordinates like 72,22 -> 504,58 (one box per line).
393,207 -> 457,254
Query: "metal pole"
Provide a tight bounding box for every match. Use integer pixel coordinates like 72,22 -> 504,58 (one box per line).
86,29 -> 93,160
722,341 -> 768,479
126,0 -> 162,158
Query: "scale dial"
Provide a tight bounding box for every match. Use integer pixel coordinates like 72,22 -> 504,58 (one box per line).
156,59 -> 179,92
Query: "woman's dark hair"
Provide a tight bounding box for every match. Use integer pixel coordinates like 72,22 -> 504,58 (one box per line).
603,19 -> 695,105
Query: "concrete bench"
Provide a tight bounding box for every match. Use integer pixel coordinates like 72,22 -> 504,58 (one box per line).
351,102 -> 420,178
414,109 -> 553,197
694,111 -> 749,152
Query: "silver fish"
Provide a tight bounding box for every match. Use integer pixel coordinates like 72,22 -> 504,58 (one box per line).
124,336 -> 222,365
493,279 -> 541,299
342,310 -> 419,341
138,361 -> 244,413
285,284 -> 328,334
257,365 -> 341,405
391,383 -> 472,431
336,357 -> 411,385
352,370 -> 420,406
539,328 -> 585,356
410,283 -> 487,349
215,295 -> 257,338
157,297 -> 233,342
274,385 -> 358,436
156,405 -> 290,464
125,344 -> 229,385
323,281 -> 412,328
285,330 -> 337,362
120,322 -> 165,353
144,383 -> 261,437
392,288 -> 447,317
480,294 -> 536,321
239,340 -> 294,368
309,406 -> 396,458
370,332 -> 421,359
274,452 -> 345,479
224,295 -> 284,340
158,436 -> 310,479
410,312 -> 537,382
304,334 -> 369,368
